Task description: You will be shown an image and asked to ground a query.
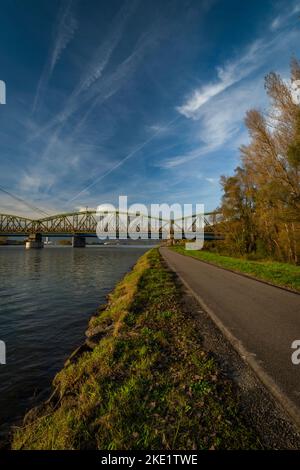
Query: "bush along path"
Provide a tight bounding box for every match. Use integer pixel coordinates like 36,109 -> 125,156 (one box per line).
12,249 -> 261,450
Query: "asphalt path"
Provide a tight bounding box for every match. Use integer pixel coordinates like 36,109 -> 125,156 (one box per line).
160,247 -> 300,426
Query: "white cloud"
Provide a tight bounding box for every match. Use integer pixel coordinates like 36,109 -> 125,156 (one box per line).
270,2 -> 300,31
75,0 -> 138,94
177,3 -> 300,121
30,19 -> 161,143
205,177 -> 217,184
50,0 -> 78,72
270,16 -> 281,31
32,0 -> 78,113
177,39 -> 263,119
168,10 -> 299,169
161,79 -> 264,169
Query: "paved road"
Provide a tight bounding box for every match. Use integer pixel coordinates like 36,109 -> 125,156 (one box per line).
160,247 -> 300,424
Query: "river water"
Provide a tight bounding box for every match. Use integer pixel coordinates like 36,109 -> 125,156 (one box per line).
0,245 -> 148,438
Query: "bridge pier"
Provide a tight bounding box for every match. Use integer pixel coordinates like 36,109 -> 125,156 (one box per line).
25,233 -> 44,249
72,234 -> 86,248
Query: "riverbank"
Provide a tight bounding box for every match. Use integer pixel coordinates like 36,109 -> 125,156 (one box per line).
0,246 -> 148,444
12,248 -> 260,450
171,246 -> 300,292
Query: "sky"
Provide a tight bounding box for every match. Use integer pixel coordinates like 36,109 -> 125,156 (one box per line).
0,0 -> 299,218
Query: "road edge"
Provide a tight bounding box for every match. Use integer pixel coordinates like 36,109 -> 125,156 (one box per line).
160,247 -> 300,432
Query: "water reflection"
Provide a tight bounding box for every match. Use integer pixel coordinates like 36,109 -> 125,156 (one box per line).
0,246 -> 147,436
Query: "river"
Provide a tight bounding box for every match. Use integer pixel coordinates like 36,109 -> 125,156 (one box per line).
0,245 -> 148,439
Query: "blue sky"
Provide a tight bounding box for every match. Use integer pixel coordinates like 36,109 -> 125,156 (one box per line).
0,0 -> 299,217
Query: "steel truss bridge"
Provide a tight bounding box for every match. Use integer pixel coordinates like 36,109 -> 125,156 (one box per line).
0,210 -> 220,239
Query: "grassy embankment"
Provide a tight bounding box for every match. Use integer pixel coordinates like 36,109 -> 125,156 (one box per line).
171,246 -> 300,292
13,249 -> 260,450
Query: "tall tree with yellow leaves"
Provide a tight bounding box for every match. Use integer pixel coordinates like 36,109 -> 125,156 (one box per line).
219,59 -> 300,263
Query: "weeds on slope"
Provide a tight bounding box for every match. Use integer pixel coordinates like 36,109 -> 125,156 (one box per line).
13,249 -> 260,450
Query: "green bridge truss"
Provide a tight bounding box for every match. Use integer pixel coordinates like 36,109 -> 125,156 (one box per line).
0,210 -> 221,237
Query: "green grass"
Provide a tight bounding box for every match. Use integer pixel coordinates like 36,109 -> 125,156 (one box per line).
171,246 -> 300,292
12,249 -> 260,450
